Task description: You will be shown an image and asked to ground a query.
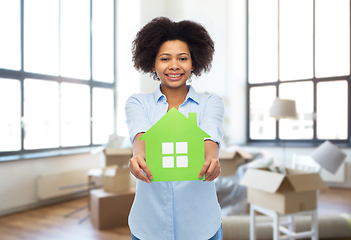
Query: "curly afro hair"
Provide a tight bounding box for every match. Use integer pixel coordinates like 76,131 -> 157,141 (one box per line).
132,17 -> 215,80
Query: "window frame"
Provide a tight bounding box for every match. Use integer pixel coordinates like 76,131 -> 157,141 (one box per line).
0,0 -> 116,158
246,0 -> 351,147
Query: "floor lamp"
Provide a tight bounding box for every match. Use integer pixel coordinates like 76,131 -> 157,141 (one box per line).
269,98 -> 297,168
310,140 -> 347,174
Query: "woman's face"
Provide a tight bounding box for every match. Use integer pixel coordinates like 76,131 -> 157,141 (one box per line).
153,40 -> 193,90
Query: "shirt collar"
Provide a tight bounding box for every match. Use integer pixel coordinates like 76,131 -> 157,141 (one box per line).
154,84 -> 166,104
185,85 -> 200,104
154,84 -> 200,105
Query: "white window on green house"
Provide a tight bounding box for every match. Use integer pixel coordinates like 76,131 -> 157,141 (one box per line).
162,142 -> 188,168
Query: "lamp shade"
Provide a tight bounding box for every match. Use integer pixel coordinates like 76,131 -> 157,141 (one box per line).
310,140 -> 347,174
269,98 -> 297,119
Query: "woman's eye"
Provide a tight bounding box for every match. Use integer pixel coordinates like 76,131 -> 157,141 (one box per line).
160,58 -> 169,61
180,57 -> 188,61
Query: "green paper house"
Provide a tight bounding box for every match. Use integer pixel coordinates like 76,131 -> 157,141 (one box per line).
139,108 -> 210,182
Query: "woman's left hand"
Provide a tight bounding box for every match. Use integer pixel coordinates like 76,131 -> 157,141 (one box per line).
199,140 -> 221,181
198,156 -> 221,181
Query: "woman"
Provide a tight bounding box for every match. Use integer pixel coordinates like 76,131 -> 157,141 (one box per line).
125,17 -> 224,240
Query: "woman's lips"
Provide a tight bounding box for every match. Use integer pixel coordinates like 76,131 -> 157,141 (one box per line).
165,73 -> 184,81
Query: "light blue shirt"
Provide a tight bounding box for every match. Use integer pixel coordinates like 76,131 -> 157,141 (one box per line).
125,85 -> 224,240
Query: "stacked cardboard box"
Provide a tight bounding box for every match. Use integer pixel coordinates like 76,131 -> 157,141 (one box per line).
103,147 -> 132,166
89,148 -> 134,230
90,188 -> 135,229
103,165 -> 131,193
102,147 -> 133,193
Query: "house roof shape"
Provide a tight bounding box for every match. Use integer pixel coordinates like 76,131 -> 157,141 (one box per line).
139,107 -> 210,141
139,107 -> 211,182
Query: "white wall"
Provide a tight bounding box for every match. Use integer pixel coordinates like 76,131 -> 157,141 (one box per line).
0,152 -> 104,216
225,0 -> 247,145
115,0 -> 141,136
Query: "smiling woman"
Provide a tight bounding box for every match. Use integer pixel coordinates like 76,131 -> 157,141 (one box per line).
125,17 -> 224,240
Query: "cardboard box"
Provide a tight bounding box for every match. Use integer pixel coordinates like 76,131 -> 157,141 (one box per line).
88,168 -> 104,188
103,165 -> 131,193
90,188 -> 135,230
219,150 -> 253,176
240,168 -> 328,214
87,168 -> 104,210
104,147 -> 132,166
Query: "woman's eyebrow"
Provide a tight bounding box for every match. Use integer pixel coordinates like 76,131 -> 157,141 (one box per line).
158,53 -> 190,57
158,53 -> 171,57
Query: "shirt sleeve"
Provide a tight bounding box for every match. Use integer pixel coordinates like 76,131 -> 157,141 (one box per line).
125,94 -> 153,143
199,94 -> 225,148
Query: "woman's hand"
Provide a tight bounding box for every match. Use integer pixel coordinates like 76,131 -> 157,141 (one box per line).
198,156 -> 221,181
130,132 -> 153,183
129,154 -> 153,183
198,140 -> 221,181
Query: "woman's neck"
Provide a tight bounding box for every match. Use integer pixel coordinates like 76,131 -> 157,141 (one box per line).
160,84 -> 189,110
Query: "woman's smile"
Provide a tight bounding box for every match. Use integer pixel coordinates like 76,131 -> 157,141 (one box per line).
165,73 -> 184,81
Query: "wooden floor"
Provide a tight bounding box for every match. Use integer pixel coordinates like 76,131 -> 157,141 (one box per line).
318,187 -> 351,215
0,198 -> 131,240
0,188 -> 350,240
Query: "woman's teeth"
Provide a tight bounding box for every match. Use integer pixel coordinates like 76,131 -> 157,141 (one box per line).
167,74 -> 182,77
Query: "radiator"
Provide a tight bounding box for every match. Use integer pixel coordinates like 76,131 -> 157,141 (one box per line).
37,168 -> 92,200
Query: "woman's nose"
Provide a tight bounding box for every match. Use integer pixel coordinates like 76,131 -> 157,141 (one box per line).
169,59 -> 180,70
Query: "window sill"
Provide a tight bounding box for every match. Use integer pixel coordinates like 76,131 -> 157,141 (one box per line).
0,146 -> 105,163
241,142 -> 351,149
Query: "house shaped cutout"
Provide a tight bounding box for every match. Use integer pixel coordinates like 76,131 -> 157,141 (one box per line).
139,108 -> 210,182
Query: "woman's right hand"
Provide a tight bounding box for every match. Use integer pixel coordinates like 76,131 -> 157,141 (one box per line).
129,154 -> 153,183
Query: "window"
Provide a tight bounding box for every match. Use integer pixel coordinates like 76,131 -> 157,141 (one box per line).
0,0 -> 115,157
162,142 -> 189,168
247,0 -> 350,145
0,79 -> 21,152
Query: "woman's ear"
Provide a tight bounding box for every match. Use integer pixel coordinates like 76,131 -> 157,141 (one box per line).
152,66 -> 155,72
